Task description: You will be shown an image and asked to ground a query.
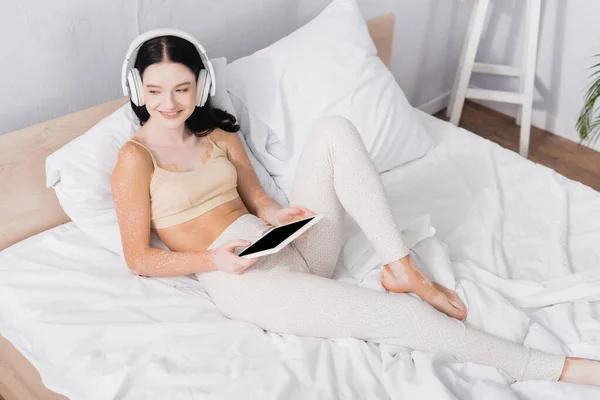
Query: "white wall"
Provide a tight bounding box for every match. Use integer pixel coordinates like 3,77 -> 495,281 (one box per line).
0,0 -> 136,134
0,0 -> 471,135
470,0 -> 600,151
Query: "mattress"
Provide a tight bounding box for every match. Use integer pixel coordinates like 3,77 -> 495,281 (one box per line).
1,110 -> 600,399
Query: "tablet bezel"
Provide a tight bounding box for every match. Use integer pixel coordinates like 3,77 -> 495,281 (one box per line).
238,214 -> 323,259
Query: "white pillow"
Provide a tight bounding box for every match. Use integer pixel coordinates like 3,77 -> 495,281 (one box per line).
46,57 -> 286,255
46,104 -> 141,255
226,0 -> 434,198
214,72 -> 289,207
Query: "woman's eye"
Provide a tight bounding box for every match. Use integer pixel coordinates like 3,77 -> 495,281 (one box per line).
176,88 -> 189,93
148,90 -> 159,94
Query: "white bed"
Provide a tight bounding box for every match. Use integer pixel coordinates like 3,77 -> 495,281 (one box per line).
1,109 -> 600,399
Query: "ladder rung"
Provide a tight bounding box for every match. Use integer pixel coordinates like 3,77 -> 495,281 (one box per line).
466,88 -> 524,104
472,63 -> 522,77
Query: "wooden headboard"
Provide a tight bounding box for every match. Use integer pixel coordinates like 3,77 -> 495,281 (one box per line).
0,13 -> 396,251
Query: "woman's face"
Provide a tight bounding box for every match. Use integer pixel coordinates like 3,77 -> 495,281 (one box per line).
141,62 -> 197,129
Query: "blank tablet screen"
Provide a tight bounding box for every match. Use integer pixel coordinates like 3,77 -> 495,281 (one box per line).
238,217 -> 314,256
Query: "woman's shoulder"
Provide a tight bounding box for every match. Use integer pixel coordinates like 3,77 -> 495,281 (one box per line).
208,127 -> 236,141
207,128 -> 240,152
114,137 -> 155,174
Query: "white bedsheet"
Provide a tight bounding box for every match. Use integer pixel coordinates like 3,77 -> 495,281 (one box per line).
1,111 -> 600,399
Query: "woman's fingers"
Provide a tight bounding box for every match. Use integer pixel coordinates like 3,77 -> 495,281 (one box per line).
290,207 -> 315,220
288,207 -> 316,238
277,206 -> 316,227
297,207 -> 315,217
304,208 -> 316,217
283,208 -> 302,222
229,254 -> 257,274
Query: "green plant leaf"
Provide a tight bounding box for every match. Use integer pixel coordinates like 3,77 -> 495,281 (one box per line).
577,55 -> 600,146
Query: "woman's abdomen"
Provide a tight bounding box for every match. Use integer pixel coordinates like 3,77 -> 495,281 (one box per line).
156,197 -> 249,252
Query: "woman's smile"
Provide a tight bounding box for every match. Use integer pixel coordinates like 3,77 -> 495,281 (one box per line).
158,110 -> 183,119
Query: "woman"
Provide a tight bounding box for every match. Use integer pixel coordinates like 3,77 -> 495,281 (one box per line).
111,32 -> 600,386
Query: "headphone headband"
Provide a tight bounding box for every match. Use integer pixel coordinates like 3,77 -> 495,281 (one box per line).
121,28 -> 216,99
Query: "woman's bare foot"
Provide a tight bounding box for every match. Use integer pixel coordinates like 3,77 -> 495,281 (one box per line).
559,357 -> 600,386
429,282 -> 468,321
381,258 -> 467,321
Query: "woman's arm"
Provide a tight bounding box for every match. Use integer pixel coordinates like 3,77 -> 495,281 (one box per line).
211,130 -> 282,225
111,142 -> 218,277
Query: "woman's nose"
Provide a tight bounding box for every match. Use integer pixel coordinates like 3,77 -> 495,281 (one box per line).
163,92 -> 175,108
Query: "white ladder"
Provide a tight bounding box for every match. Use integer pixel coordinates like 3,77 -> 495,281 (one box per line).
447,0 -> 542,158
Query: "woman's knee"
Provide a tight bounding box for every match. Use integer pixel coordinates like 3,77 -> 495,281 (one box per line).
307,115 -> 361,145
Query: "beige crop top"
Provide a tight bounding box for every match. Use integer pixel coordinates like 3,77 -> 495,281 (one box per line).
128,135 -> 240,229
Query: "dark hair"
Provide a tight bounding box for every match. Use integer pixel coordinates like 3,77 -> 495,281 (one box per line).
131,35 -> 239,136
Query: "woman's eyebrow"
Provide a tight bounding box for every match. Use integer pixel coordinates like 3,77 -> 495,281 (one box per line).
145,82 -> 191,88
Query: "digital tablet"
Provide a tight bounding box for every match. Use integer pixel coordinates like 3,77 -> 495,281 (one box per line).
237,214 -> 323,259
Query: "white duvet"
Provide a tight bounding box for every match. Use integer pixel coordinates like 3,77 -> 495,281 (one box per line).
1,111 -> 600,399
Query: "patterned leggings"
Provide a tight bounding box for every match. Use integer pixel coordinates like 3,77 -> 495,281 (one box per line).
197,116 -> 565,382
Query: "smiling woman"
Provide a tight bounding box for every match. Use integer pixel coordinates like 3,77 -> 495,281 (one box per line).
109,24 -> 591,388
0,14 -> 407,400
129,35 -> 239,134
112,32 -> 255,261
2,10 -> 600,398
144,65 -> 195,121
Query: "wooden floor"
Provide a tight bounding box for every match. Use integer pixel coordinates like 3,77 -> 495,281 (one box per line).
435,101 -> 600,192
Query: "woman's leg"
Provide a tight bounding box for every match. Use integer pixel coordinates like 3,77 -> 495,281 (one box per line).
201,115 -> 568,383
290,116 -> 465,319
201,250 -> 565,382
290,116 -> 409,278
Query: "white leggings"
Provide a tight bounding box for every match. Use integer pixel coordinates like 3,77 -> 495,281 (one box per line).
198,116 -> 565,382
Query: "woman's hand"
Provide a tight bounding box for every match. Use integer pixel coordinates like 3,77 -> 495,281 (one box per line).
210,240 -> 258,275
272,206 -> 316,239
272,206 -> 315,226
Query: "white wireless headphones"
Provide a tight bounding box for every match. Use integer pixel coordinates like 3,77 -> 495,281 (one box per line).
121,28 -> 216,108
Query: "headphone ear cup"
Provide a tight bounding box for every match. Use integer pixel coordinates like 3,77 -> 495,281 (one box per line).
201,72 -> 211,107
196,69 -> 210,107
128,68 -> 144,107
